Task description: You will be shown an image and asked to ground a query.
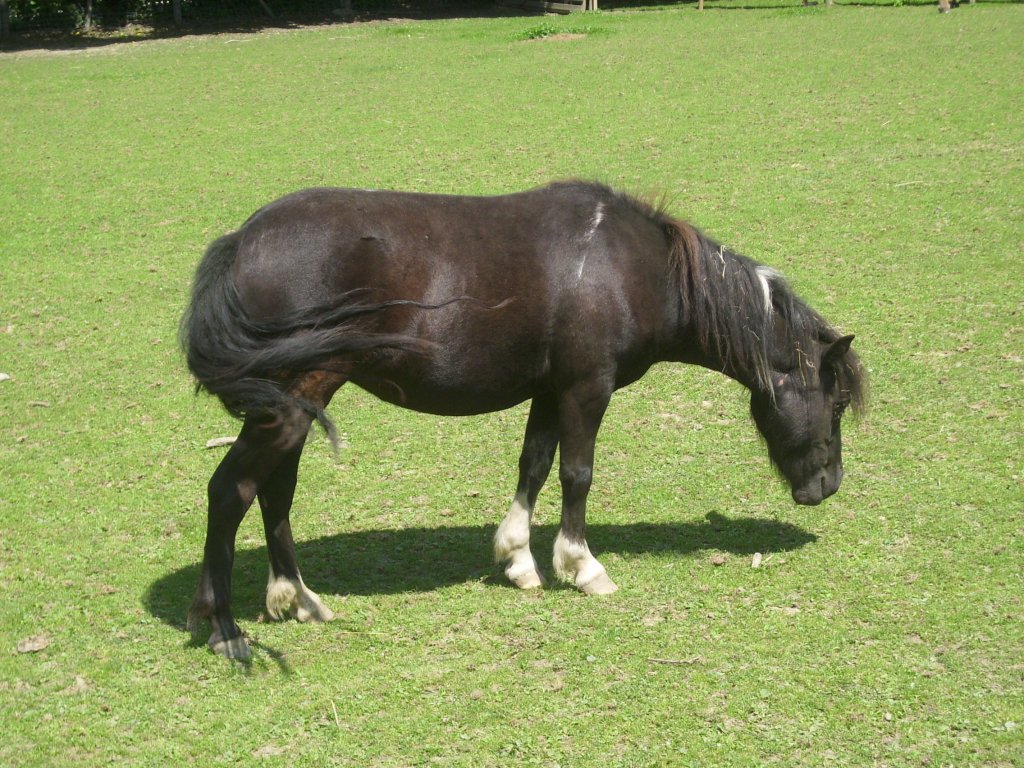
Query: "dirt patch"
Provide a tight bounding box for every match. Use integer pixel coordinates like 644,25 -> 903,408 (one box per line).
528,32 -> 585,41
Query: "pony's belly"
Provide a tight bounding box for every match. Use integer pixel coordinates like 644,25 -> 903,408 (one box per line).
349,373 -> 533,417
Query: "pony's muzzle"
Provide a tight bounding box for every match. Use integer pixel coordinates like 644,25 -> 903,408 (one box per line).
792,466 -> 843,506
792,484 -> 824,506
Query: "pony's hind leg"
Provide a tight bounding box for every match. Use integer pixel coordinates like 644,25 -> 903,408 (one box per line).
495,395 -> 558,589
261,371 -> 348,623
187,406 -> 313,660
261,443 -> 335,624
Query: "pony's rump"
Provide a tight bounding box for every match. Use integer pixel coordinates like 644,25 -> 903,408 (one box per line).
179,230 -> 430,433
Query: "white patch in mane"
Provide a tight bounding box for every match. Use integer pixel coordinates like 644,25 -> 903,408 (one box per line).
576,252 -> 588,280
756,266 -> 780,315
577,203 -> 605,279
585,202 -> 605,240
714,246 -> 728,277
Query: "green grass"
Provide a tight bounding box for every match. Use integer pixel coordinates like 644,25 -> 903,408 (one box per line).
1,5 -> 1022,766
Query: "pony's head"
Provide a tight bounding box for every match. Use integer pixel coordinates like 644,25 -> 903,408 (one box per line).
750,334 -> 863,505
643,198 -> 868,506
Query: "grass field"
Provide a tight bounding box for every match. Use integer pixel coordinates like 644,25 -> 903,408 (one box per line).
1,4 -> 1022,765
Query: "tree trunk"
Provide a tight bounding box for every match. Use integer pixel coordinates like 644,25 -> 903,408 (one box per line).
0,0 -> 10,39
84,0 -> 93,31
173,0 -> 182,26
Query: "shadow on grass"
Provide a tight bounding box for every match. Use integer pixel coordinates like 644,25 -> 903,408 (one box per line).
145,511 -> 816,630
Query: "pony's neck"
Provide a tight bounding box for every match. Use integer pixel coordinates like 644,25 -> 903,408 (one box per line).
665,233 -> 781,397
673,326 -> 776,396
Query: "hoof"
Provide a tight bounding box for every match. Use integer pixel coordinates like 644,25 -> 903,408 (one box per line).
505,556 -> 544,590
578,571 -> 619,596
267,574 -> 335,624
209,634 -> 252,661
295,600 -> 335,624
507,566 -> 544,590
266,579 -> 298,622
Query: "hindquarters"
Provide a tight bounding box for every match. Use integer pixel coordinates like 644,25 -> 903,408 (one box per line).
180,228 -> 435,440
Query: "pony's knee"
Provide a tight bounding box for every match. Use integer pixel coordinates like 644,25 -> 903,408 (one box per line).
205,473 -> 253,528
520,447 -> 555,488
559,464 -> 593,499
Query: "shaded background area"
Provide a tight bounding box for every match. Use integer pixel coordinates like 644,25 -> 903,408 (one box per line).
4,0 -> 1016,44
1,0 -> 516,36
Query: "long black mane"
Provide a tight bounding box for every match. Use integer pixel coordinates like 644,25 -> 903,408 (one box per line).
613,188 -> 865,411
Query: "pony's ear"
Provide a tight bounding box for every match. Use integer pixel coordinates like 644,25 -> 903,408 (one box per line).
822,335 -> 855,369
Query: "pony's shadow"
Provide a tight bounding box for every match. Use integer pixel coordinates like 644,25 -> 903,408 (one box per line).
145,511 -> 816,629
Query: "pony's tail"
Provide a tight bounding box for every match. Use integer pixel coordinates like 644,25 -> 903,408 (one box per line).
179,231 -> 431,445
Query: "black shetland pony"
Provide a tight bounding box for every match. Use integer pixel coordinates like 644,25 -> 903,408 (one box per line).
182,181 -> 865,660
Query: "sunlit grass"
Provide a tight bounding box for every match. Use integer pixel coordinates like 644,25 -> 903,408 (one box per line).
1,5 -> 1021,765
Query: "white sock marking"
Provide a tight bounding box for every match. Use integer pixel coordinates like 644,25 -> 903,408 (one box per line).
495,495 -> 542,587
553,530 -> 607,587
266,568 -> 334,623
495,495 -> 531,560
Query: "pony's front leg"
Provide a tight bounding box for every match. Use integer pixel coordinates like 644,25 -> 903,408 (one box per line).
552,385 -> 618,595
495,395 -> 558,589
